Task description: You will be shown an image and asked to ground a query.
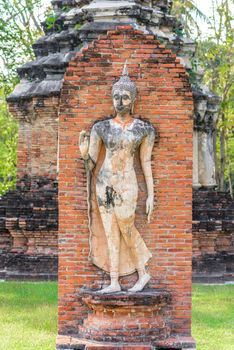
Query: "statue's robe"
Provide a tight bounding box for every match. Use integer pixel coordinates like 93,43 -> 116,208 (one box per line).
87,117 -> 154,276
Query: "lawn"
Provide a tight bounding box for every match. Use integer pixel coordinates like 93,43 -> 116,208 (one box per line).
0,282 -> 233,350
192,284 -> 234,350
0,282 -> 57,350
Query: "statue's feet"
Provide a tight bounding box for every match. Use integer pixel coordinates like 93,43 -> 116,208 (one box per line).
128,273 -> 151,292
98,282 -> 121,294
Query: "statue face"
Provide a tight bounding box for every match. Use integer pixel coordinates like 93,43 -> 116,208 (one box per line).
112,89 -> 133,116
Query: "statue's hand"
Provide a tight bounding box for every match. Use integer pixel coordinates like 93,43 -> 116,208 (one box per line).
146,195 -> 154,223
79,130 -> 90,160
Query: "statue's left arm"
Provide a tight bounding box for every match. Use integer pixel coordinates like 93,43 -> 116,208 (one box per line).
140,125 -> 156,223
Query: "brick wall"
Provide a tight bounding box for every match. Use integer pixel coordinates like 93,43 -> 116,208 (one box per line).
193,189 -> 234,281
0,252 -> 58,280
0,96 -> 60,256
8,96 -> 59,182
0,96 -> 60,280
58,26 -> 193,339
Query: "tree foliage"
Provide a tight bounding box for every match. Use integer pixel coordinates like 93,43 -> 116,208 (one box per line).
173,0 -> 234,193
197,0 -> 234,193
172,0 -> 208,36
0,0 -> 43,90
0,88 -> 18,196
0,0 -> 45,195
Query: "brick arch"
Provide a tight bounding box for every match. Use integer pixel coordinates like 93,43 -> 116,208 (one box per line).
58,26 -> 194,342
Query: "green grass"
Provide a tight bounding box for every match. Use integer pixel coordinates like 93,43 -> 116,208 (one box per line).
0,282 -> 233,350
192,284 -> 234,350
0,282 -> 57,350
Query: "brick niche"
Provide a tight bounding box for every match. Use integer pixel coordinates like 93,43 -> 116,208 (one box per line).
58,27 -> 195,349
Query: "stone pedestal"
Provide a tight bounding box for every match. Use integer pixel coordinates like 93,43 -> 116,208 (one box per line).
79,290 -> 171,344
56,290 -> 196,349
56,335 -> 196,350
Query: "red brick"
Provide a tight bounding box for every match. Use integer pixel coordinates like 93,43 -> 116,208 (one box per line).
58,27 -> 193,342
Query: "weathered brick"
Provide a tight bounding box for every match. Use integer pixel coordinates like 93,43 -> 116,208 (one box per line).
58,27 -> 193,344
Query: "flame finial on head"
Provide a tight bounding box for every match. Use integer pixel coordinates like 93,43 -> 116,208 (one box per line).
122,61 -> 129,76
112,61 -> 137,101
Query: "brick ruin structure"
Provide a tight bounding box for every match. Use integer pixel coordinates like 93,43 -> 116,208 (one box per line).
57,25 -> 195,349
0,0 -> 233,283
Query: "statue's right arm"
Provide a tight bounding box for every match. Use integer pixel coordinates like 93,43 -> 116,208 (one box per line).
79,126 -> 102,171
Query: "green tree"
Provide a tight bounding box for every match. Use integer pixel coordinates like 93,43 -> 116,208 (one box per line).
0,0 -> 46,195
172,0 -> 234,194
0,88 -> 18,196
172,0 -> 208,36
197,0 -> 234,194
0,0 -> 43,90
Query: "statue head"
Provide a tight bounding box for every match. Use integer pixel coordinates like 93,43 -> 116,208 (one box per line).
112,63 -> 137,115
